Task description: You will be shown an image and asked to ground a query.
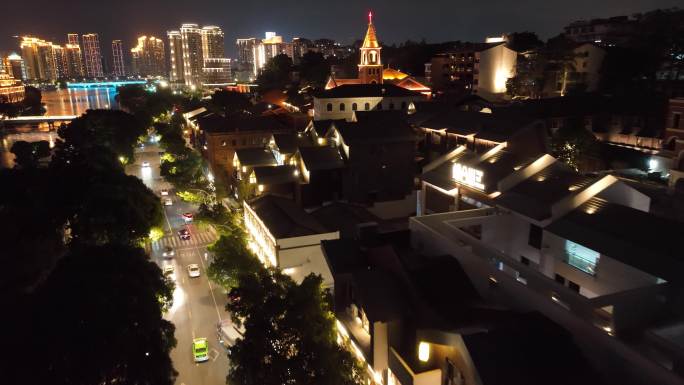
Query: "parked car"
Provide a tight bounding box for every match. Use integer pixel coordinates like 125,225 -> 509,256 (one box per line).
163,265 -> 175,280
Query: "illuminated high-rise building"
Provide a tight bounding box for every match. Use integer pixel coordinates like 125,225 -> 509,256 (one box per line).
202,58 -> 231,87
64,44 -> 85,78
112,40 -> 126,77
180,23 -> 203,87
82,33 -> 104,78
51,45 -> 69,79
20,36 -> 54,80
252,32 -> 291,75
167,30 -> 184,83
201,26 -> 224,59
5,53 -> 27,81
67,33 -> 80,47
236,38 -> 259,65
131,36 -> 166,77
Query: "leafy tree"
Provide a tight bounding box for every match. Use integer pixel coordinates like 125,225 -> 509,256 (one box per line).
65,171 -> 163,246
298,51 -> 330,87
209,90 -> 252,116
258,54 -> 294,90
21,85 -> 45,115
160,147 -> 206,190
55,109 -> 147,162
5,245 -> 177,385
207,231 -> 263,289
227,270 -> 363,385
0,168 -> 68,295
10,140 -> 50,168
507,31 -> 544,52
551,117 -> 598,171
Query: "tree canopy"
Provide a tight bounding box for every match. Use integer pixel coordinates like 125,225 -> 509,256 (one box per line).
227,269 -> 363,385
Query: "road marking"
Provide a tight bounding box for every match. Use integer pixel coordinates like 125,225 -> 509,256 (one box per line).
194,246 -> 223,322
162,204 -> 174,233
210,348 -> 220,362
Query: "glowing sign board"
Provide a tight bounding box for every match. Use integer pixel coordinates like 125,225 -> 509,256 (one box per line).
452,163 -> 485,190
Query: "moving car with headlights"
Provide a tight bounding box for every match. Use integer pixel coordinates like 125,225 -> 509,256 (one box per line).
160,189 -> 169,196
182,212 -> 193,222
162,246 -> 175,258
192,338 -> 209,362
187,264 -> 201,278
142,161 -> 150,168
163,198 -> 173,206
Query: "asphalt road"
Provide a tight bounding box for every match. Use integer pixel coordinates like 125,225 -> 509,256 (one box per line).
127,142 -> 232,385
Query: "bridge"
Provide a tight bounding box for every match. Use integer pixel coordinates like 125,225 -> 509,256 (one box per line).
2,115 -> 77,128
66,80 -> 147,89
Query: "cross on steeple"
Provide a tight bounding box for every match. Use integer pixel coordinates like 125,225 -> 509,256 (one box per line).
368,10 -> 373,24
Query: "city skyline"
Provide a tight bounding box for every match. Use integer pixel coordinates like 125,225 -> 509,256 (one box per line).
3,0 -> 681,59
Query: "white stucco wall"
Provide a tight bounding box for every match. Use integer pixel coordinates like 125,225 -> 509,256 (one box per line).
313,95 -> 421,121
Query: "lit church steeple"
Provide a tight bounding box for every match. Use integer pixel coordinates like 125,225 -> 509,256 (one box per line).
358,11 -> 383,84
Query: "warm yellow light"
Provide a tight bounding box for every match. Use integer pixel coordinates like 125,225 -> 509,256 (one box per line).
317,137 -> 324,145
258,184 -> 264,192
418,342 -> 430,362
494,68 -> 508,93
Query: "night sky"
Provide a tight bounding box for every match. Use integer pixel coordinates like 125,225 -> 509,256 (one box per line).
3,0 -> 680,60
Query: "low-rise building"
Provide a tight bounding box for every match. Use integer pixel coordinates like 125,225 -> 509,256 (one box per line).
198,113 -> 292,179
428,42 -> 517,99
410,144 -> 684,385
243,194 -> 337,286
313,83 -> 423,121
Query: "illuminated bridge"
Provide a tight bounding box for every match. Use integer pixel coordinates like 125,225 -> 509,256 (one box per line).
66,80 -> 147,89
2,115 -> 78,126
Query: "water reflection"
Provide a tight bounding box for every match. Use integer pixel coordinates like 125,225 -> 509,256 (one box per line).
0,87 -> 119,169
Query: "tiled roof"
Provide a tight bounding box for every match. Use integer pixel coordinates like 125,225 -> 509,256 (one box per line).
253,165 -> 299,185
199,113 -> 290,133
234,148 -> 277,167
335,111 -> 415,143
315,83 -> 421,99
299,146 -> 345,171
247,195 -> 329,239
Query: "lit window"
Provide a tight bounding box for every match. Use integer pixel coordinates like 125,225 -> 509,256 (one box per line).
249,172 -> 256,184
565,240 -> 600,275
418,342 -> 430,362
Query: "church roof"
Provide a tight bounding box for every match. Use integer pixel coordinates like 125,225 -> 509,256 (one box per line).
316,83 -> 421,98
383,68 -> 409,81
362,12 -> 380,49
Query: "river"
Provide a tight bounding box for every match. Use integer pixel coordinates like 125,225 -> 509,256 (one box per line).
1,87 -> 119,168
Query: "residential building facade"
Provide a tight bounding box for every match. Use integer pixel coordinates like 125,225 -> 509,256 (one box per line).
131,36 -> 166,77
111,40 -> 125,77
82,33 -> 103,78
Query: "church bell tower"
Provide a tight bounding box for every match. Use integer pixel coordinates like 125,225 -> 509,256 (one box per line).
358,11 -> 383,84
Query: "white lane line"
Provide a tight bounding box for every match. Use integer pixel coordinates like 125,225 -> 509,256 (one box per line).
163,205 -> 174,233
194,247 -> 222,322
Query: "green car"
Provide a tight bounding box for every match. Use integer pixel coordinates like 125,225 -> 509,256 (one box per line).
192,338 -> 209,362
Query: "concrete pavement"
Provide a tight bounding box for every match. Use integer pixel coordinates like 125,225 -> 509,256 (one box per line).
127,142 -> 231,385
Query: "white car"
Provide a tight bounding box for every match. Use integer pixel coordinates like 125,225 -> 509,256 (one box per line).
163,265 -> 175,281
142,161 -> 150,168
163,198 -> 173,206
187,264 -> 201,278
160,189 -> 169,196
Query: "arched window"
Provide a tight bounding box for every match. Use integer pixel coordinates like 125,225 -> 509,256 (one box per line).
401,101 -> 407,110
340,103 -> 345,111
352,103 -> 357,111
326,103 -> 332,111
364,103 -> 370,111
389,103 -> 395,110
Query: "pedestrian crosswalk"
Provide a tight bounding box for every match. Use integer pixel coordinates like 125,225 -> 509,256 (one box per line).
145,227 -> 219,254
